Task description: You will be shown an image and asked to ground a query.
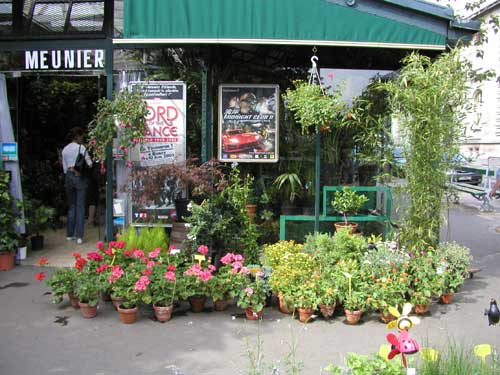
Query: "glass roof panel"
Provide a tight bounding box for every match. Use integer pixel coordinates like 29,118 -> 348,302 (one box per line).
70,2 -> 104,32
32,2 -> 69,33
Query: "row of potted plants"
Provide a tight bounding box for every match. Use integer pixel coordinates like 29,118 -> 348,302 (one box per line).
44,228 -> 471,325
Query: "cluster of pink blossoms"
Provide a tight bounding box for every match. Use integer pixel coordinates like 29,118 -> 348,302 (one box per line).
108,265 -> 124,283
184,263 -> 213,282
245,287 -> 254,296
148,248 -> 161,259
197,245 -> 209,255
87,251 -> 103,262
220,252 -> 249,274
134,275 -> 150,291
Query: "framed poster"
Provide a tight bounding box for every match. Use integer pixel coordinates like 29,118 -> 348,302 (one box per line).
129,81 -> 186,166
218,84 -> 279,163
128,81 -> 186,226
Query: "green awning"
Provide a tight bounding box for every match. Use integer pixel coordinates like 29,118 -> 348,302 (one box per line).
121,0 -> 447,50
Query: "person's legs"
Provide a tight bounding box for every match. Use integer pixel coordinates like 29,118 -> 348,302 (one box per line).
75,177 -> 88,241
65,173 -> 77,239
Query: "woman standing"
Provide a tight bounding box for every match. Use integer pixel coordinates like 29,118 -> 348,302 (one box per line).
62,127 -> 92,244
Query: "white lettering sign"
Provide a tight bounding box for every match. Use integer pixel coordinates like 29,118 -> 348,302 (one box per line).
24,49 -> 105,70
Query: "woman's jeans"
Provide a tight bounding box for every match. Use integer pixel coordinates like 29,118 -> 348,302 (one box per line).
65,172 -> 88,239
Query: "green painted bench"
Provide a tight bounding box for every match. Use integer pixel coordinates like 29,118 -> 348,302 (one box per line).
447,182 -> 500,212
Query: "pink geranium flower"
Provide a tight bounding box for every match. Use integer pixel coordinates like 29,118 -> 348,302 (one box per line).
256,271 -> 264,278
87,252 -> 103,262
134,275 -> 150,291
197,245 -> 209,255
234,254 -> 244,262
167,264 -> 176,272
240,267 -> 250,275
164,271 -> 176,281
96,263 -> 108,273
115,241 -> 126,249
132,249 -> 144,258
245,287 -> 253,296
148,248 -> 161,259
95,241 -> 104,251
220,253 -> 234,265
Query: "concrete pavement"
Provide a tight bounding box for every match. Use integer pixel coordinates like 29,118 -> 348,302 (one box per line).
1,192 -> 500,374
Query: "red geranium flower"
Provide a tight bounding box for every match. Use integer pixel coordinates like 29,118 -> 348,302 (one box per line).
37,257 -> 48,266
35,272 -> 45,281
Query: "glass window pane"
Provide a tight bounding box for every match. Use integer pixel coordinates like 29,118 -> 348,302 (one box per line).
70,2 -> 104,32
32,2 -> 69,33
0,2 -> 12,34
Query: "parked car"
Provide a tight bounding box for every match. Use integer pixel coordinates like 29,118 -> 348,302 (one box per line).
448,154 -> 482,185
222,129 -> 263,153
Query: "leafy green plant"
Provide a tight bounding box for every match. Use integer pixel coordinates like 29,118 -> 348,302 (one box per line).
331,187 -> 369,225
88,90 -> 149,165
147,263 -> 177,307
381,49 -> 470,249
0,170 -> 20,253
325,352 -> 405,375
293,280 -> 319,309
273,172 -> 303,203
262,240 -> 303,269
23,198 -> 56,236
135,227 -> 169,253
436,242 -> 472,294
283,80 -> 345,134
237,276 -> 267,313
45,268 -> 78,304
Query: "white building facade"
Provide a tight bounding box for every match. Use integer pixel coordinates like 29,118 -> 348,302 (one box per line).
461,1 -> 500,162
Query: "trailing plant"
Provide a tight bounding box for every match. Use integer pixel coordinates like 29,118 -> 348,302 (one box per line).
283,80 -> 346,134
88,90 -> 148,166
381,49 -> 470,250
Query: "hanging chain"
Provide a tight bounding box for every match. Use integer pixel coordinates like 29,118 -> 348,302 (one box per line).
309,52 -> 326,95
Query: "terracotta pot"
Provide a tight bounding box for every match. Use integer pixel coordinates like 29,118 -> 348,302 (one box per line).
78,301 -> 98,318
439,292 -> 454,304
344,308 -> 362,325
117,305 -> 138,324
278,292 -> 294,314
318,303 -> 336,319
245,204 -> 257,223
297,307 -> 315,323
245,307 -> 263,320
380,311 -> 396,324
68,294 -> 80,309
213,299 -> 228,311
334,222 -> 358,234
414,303 -> 429,315
153,304 -> 174,322
189,296 -> 207,313
111,295 -> 125,310
0,252 -> 15,271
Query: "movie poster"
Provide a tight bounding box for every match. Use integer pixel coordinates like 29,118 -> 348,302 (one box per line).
129,81 -> 186,166
218,84 -> 279,163
128,81 -> 186,226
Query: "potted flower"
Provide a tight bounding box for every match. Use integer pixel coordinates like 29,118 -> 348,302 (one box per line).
74,252 -> 105,318
148,262 -> 178,321
331,187 -> 368,233
208,252 -> 247,311
237,275 -> 267,320
407,249 -> 442,314
45,267 -> 79,308
0,171 -> 20,271
294,279 -> 319,323
317,274 -> 338,319
436,242 -> 472,304
337,267 -> 370,325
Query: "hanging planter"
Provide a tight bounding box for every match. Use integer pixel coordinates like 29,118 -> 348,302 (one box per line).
283,79 -> 345,135
88,90 -> 149,171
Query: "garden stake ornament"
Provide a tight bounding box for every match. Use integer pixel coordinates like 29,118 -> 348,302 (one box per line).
484,298 -> 500,326
385,303 -> 420,368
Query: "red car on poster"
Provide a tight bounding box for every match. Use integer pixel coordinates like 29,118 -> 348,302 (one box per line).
222,129 -> 263,153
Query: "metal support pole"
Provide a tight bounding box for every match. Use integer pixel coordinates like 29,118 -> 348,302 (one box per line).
314,126 -> 321,233
201,63 -> 208,163
105,43 -> 114,242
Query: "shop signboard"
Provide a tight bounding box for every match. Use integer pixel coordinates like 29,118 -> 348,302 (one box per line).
1,142 -> 18,161
24,49 -> 105,70
128,81 -> 187,226
218,84 -> 279,163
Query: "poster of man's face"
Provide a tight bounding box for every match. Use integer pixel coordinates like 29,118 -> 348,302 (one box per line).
219,84 -> 279,163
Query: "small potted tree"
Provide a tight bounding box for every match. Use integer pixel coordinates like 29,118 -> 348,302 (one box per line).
331,187 -> 368,233
24,198 -> 56,251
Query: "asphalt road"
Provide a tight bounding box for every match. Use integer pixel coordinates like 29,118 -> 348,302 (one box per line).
1,193 -> 500,375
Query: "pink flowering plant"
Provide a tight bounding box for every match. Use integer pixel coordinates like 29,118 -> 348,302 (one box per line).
147,262 -> 178,307
176,245 -> 215,300
208,252 -> 248,302
236,274 -> 266,313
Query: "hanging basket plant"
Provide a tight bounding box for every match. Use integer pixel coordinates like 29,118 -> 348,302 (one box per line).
283,80 -> 345,134
88,90 -> 149,169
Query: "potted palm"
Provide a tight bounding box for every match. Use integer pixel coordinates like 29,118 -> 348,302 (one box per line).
0,171 -> 19,271
331,187 -> 368,233
273,172 -> 303,215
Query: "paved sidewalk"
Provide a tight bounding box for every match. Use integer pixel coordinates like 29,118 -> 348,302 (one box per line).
1,193 -> 500,374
